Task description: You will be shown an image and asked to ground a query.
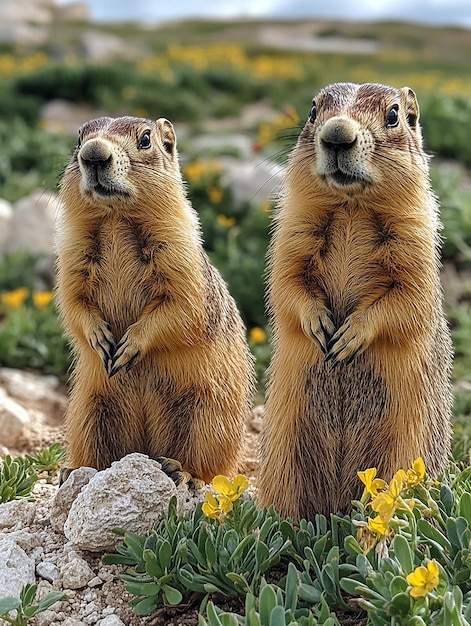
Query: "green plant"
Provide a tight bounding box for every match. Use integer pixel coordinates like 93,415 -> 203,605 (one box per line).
0,455 -> 37,503
0,584 -> 67,625
27,443 -> 67,478
199,568 -> 330,626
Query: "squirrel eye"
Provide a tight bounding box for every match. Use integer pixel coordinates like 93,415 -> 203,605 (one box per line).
76,131 -> 82,149
385,106 -> 399,128
309,103 -> 317,123
138,130 -> 152,149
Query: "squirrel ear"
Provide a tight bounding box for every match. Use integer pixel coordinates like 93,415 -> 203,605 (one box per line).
400,87 -> 420,130
156,118 -> 177,156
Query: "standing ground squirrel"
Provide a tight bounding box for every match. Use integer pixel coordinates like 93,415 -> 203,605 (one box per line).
258,82 -> 453,519
56,115 -> 255,481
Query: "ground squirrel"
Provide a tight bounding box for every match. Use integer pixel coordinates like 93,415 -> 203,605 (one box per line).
258,82 -> 453,519
56,115 -> 255,481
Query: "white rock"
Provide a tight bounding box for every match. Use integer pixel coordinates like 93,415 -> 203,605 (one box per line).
0,537 -> 35,599
81,31 -> 143,62
6,530 -> 39,553
60,556 -> 95,590
64,454 -> 178,551
36,561 -> 60,582
7,190 -> 61,256
0,499 -> 35,529
63,619 -> 87,626
51,467 -> 98,534
35,609 -> 58,626
0,390 -> 31,447
0,199 -> 13,257
220,157 -> 283,206
64,617 -> 86,626
96,615 -> 126,626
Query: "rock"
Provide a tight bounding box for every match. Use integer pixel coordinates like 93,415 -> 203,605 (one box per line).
0,368 -> 66,424
0,537 -> 35,599
40,99 -> 105,136
0,499 -> 36,529
81,31 -> 144,62
0,199 -> 13,257
51,467 -> 98,533
0,389 -> 32,447
6,530 -> 40,552
60,556 -> 95,590
35,609 -> 58,626
63,619 -> 87,626
64,454 -> 178,551
220,157 -> 283,206
7,190 -> 61,256
37,560 -> 60,582
96,616 -> 126,626
54,2 -> 89,22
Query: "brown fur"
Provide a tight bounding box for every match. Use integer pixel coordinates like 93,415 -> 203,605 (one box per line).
258,83 -> 453,519
56,115 -> 255,480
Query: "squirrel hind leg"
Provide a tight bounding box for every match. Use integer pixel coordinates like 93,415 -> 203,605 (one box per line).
155,455 -> 205,491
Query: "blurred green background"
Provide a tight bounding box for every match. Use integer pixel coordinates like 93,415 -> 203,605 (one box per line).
0,17 -> 471,456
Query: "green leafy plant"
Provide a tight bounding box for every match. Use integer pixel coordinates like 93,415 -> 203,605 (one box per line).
0,455 -> 37,503
0,584 -> 67,625
27,443 -> 67,478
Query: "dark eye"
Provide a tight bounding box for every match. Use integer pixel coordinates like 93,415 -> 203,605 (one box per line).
76,131 -> 82,149
138,130 -> 152,149
309,102 -> 317,123
386,106 -> 399,128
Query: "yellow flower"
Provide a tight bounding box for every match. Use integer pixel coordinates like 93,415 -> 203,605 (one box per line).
371,469 -> 406,521
202,492 -> 233,520
216,214 -> 236,228
358,467 -> 387,497
1,287 -> 29,309
406,457 -> 426,488
212,474 -> 249,502
33,291 -> 53,308
367,515 -> 389,537
249,327 -> 267,345
406,560 -> 440,598
208,187 -> 223,204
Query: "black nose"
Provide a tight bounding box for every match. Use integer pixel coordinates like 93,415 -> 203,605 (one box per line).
321,137 -> 357,152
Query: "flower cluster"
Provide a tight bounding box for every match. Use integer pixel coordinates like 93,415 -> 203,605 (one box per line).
358,457 -> 426,539
1,288 -> 53,310
202,474 -> 249,522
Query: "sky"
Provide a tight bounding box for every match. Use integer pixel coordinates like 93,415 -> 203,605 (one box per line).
60,0 -> 471,27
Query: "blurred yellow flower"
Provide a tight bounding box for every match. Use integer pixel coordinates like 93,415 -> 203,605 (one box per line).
358,467 -> 387,497
212,474 -> 249,502
1,287 -> 29,309
249,327 -> 267,345
208,187 -> 223,204
33,291 -> 53,309
217,214 -> 236,228
406,457 -> 426,488
406,560 -> 440,598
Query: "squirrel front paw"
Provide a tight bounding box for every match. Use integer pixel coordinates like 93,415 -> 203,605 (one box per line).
88,321 -> 116,371
109,326 -> 142,377
326,314 -> 373,365
301,308 -> 336,353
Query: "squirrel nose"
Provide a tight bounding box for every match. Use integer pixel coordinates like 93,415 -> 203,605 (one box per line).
320,118 -> 358,151
79,139 -> 112,167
